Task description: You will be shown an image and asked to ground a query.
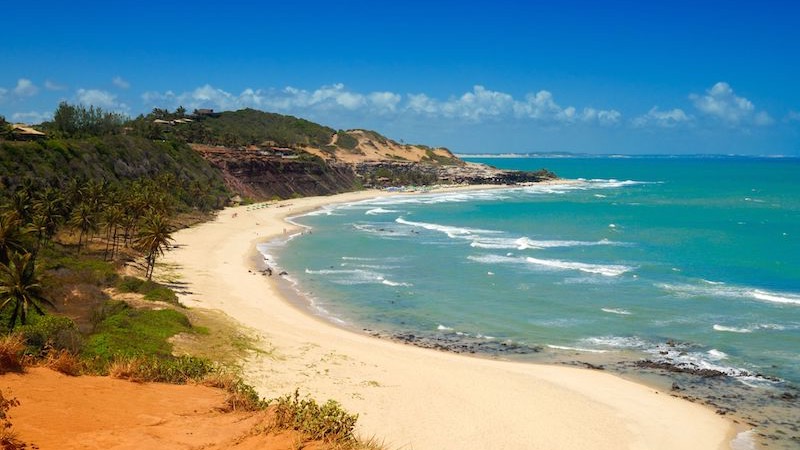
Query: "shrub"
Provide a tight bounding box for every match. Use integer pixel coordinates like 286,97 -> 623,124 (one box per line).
272,390 -> 358,442
336,131 -> 359,151
18,314 -> 83,354
44,350 -> 82,376
202,371 -> 266,411
0,335 -> 25,374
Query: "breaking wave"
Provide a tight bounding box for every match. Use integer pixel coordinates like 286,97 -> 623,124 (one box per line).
657,282 -> 800,306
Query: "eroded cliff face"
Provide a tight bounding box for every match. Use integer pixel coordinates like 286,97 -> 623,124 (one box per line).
192,143 -> 557,201
193,145 -> 359,200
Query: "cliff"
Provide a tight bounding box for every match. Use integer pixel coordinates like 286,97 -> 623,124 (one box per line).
191,144 -> 360,199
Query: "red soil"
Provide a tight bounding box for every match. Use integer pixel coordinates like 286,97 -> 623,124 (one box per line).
1,368 -> 325,450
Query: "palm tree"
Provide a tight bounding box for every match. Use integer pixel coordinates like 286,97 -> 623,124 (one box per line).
133,213 -> 175,280
102,205 -> 124,260
31,187 -> 64,251
0,214 -> 28,266
68,202 -> 99,254
0,252 -> 55,330
8,190 -> 33,226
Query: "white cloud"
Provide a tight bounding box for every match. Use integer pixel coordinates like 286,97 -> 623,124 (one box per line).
0,87 -> 7,102
11,111 -> 51,124
513,90 -> 565,120
368,91 -> 402,112
76,88 -> 129,113
112,76 -> 130,89
45,80 -> 66,91
786,110 -> 800,122
13,78 -> 38,97
581,107 -> 622,125
690,82 -> 772,126
143,83 -> 402,116
632,107 -> 692,128
140,83 -> 621,126
439,85 -> 515,120
406,93 -> 439,115
405,85 -> 620,125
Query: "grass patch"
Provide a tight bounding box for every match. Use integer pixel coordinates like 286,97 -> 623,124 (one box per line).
108,354 -> 215,383
116,276 -> 180,305
171,308 -> 258,366
40,249 -> 119,286
82,301 -> 194,365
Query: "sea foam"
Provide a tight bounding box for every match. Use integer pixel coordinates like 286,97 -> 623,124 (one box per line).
713,324 -> 752,333
657,282 -> 800,306
467,254 -> 633,277
365,207 -> 400,215
525,257 -> 632,277
601,307 -> 632,315
305,268 -> 411,287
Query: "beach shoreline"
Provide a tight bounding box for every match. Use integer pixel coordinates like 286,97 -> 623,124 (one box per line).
161,185 -> 739,450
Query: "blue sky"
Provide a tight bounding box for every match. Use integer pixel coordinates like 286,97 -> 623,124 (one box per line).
2,0 -> 799,155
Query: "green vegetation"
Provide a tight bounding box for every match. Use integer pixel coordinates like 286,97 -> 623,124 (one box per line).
335,130 -> 359,151
422,148 -> 460,165
357,129 -> 389,146
82,301 -> 192,363
0,102 -> 410,448
0,252 -> 56,329
132,212 -> 175,280
0,137 -> 228,211
126,107 -> 338,149
272,389 -> 359,442
116,276 -> 179,304
108,354 -> 215,384
362,167 -> 437,187
46,102 -> 127,138
18,314 -> 82,354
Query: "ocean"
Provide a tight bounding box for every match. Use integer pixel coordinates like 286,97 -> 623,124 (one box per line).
261,156 -> 800,446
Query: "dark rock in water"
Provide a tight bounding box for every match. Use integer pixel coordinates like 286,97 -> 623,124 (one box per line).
565,361 -> 605,370
365,329 -> 542,356
634,360 -> 728,378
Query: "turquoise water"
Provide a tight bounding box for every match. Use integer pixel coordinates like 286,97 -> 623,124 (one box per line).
266,157 -> 800,388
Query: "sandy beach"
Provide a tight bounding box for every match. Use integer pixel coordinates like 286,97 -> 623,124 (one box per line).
161,188 -> 738,450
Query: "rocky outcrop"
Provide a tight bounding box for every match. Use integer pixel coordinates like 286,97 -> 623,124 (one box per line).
193,145 -> 359,199
192,144 -> 557,200
354,161 -> 557,187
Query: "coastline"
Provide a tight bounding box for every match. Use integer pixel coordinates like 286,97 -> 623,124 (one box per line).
160,186 -> 738,450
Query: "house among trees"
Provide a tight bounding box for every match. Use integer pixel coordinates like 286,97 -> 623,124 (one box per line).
152,118 -> 194,126
256,141 -> 300,159
192,108 -> 221,118
9,124 -> 47,140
